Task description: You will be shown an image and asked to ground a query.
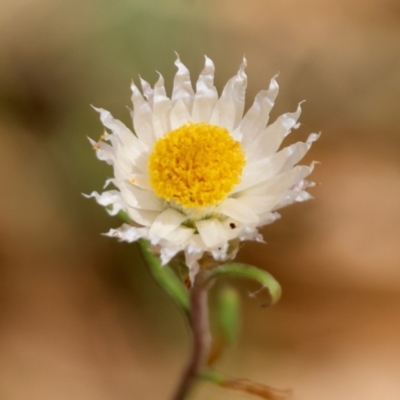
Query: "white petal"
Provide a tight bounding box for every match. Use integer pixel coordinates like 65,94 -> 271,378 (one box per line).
140,76 -> 154,105
129,173 -> 152,190
119,183 -> 163,211
192,56 -> 218,123
88,137 -> 115,165
170,99 -> 192,130
103,178 -> 116,189
209,94 -> 236,130
153,73 -> 172,138
172,54 -> 195,112
93,107 -> 138,148
216,197 -> 259,223
126,207 -> 159,227
240,75 -> 279,148
94,107 -> 148,172
196,219 -> 227,248
185,243 -> 203,282
239,226 -> 264,242
130,82 -> 156,148
239,132 -> 317,190
104,224 -> 148,242
84,190 -> 126,216
258,211 -> 281,226
112,156 -> 139,180
244,103 -> 302,160
230,57 -> 248,128
221,218 -> 243,241
149,208 -> 187,238
187,233 -> 207,251
280,132 -> 320,173
159,246 -> 180,265
239,165 -> 314,197
165,226 -> 195,246
235,195 -> 282,215
209,58 -> 247,131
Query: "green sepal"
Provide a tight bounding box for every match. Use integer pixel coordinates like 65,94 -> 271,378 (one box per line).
138,239 -> 190,314
209,263 -> 282,305
217,287 -> 241,345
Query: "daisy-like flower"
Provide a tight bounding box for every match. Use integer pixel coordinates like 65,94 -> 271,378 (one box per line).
87,56 -> 318,280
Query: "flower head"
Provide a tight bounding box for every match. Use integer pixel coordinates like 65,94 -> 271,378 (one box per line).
87,56 -> 318,279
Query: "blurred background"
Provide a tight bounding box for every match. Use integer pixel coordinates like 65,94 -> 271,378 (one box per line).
0,0 -> 400,399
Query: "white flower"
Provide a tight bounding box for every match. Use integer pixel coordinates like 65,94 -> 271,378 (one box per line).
86,56 -> 318,280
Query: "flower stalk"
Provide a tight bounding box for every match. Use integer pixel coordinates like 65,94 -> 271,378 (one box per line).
172,270 -> 212,400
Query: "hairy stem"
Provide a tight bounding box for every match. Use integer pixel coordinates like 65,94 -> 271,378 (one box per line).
172,271 -> 212,400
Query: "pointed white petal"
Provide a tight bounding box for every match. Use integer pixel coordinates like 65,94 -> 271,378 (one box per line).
104,224 -> 148,242
130,82 -> 156,148
240,75 -> 279,148
196,219 -> 227,248
235,195 -> 283,215
93,107 -> 148,172
165,226 -> 195,246
125,207 -> 159,227
185,239 -> 204,282
159,245 -> 180,265
170,99 -> 192,130
128,173 -> 152,190
244,103 -> 302,160
149,208 -> 187,238
239,226 -> 264,242
88,137 -> 115,165
153,73 -> 172,138
280,132 -> 320,172
221,218 -> 243,241
119,183 -> 163,211
192,56 -> 218,123
216,197 -> 259,223
209,58 -> 247,131
84,190 -> 126,216
140,76 -> 154,105
103,178 -> 117,189
209,94 -> 236,130
230,57 -> 248,128
238,132 -> 317,190
258,211 -> 281,226
238,164 -> 314,198
172,54 -> 195,112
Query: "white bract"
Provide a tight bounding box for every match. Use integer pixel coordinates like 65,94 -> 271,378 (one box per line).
87,56 -> 318,279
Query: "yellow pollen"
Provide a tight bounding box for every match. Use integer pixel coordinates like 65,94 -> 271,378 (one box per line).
148,122 -> 246,208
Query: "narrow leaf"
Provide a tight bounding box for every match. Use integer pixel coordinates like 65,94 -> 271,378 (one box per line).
138,239 -> 190,314
209,263 -> 282,305
217,287 -> 241,345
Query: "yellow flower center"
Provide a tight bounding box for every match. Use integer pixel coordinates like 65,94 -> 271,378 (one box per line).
148,122 -> 246,208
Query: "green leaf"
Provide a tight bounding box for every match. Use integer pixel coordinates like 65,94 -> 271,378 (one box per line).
209,263 -> 282,305
138,239 -> 190,314
217,287 -> 241,345
116,212 -> 189,314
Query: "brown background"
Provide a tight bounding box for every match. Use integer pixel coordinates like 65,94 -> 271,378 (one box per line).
0,0 -> 400,399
